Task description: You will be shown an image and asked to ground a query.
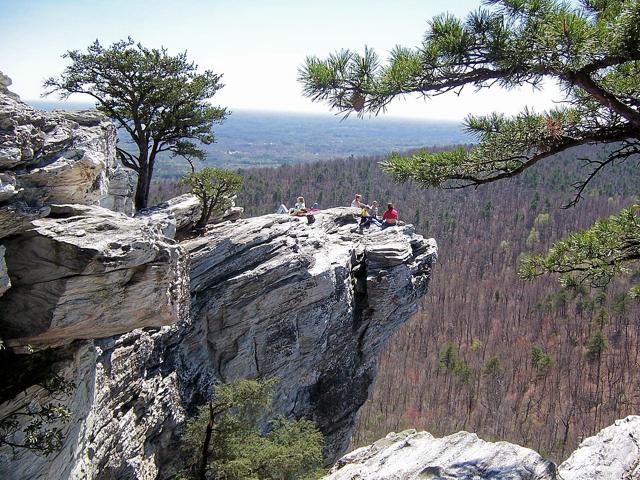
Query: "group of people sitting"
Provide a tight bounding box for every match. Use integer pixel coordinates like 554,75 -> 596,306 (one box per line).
276,194 -> 399,233
277,197 -> 319,216
350,193 -> 398,233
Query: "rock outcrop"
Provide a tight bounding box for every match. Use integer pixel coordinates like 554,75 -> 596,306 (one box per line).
0,73 -> 130,218
324,429 -> 557,480
558,415 -> 640,480
0,204 -> 436,479
325,415 -> 640,480
0,73 -> 439,479
180,209 -> 436,460
0,204 -> 189,350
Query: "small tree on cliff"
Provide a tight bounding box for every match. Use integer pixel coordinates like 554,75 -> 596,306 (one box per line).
179,167 -> 243,231
299,0 -> 640,292
44,38 -> 227,210
180,378 -> 324,480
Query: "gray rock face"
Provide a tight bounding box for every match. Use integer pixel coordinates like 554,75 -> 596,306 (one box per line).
0,204 -> 189,350
0,71 -> 18,100
137,193 -> 203,238
324,430 -> 558,480
0,78 -> 133,222
100,165 -> 135,216
558,415 -> 640,480
0,328 -> 186,480
180,208 -> 436,461
0,92 -> 116,205
0,207 -> 436,479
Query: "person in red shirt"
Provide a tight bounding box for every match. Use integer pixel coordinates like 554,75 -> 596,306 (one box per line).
381,203 -> 398,229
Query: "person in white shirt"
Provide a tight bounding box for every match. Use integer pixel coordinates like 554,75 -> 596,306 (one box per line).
351,193 -> 365,208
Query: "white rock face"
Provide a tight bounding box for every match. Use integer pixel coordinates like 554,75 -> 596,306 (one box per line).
0,204 -> 190,350
100,165 -> 135,216
0,206 -> 437,479
325,430 -> 557,480
0,93 -> 117,205
559,415 -> 640,480
0,328 -> 186,480
137,193 -> 203,238
181,208 -> 436,460
0,77 -> 134,218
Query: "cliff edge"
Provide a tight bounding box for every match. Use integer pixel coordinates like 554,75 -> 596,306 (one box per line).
0,78 -> 437,479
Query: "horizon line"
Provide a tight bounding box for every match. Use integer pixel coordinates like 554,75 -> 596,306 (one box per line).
23,98 -> 466,124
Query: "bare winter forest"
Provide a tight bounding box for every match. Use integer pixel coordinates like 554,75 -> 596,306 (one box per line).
150,144 -> 640,462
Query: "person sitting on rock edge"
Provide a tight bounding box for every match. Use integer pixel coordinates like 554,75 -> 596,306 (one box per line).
351,194 -> 365,209
381,203 -> 398,230
370,200 -> 382,227
291,196 -> 308,215
358,205 -> 372,234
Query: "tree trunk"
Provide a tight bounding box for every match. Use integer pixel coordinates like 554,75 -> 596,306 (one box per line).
198,402 -> 215,480
134,169 -> 149,211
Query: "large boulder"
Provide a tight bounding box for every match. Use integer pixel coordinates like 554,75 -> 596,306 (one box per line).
136,193 -> 203,238
324,430 -> 557,480
0,204 -> 189,350
99,165 -> 135,216
0,93 -> 117,205
558,415 -> 640,480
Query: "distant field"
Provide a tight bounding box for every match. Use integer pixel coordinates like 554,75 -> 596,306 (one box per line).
28,100 -> 469,176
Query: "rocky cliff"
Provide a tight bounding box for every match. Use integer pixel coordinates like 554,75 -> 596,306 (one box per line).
0,79 -> 437,478
324,416 -> 640,479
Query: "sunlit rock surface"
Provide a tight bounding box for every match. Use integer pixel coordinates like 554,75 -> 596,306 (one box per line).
326,415 -> 640,480
0,206 -> 436,479
558,415 -> 640,480
324,429 -> 557,480
181,208 -> 437,462
0,204 -> 189,350
0,73 -> 131,214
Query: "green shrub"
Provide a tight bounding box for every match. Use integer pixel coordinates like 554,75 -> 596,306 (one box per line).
180,378 -> 324,480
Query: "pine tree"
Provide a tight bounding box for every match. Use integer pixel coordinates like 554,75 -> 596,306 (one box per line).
44,38 -> 227,210
299,0 -> 640,290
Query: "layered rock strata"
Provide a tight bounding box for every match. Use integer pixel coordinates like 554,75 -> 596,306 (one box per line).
0,207 -> 437,479
180,209 -> 437,460
0,204 -> 189,350
0,72 -> 130,221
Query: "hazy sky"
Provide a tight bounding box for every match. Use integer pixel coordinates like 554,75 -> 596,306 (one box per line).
0,0 -> 562,120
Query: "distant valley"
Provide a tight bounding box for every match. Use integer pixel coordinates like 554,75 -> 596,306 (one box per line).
28,100 -> 469,176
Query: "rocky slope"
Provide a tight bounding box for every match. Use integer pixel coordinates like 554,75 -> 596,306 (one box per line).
325,416 -> 640,480
0,206 -> 436,479
0,73 -> 437,480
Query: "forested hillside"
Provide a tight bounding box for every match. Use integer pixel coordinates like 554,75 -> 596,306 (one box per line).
150,145 -> 640,461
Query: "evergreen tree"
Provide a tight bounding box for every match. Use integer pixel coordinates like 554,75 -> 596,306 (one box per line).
180,378 -> 324,480
44,38 -> 227,210
180,168 -> 243,231
299,0 -> 640,289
